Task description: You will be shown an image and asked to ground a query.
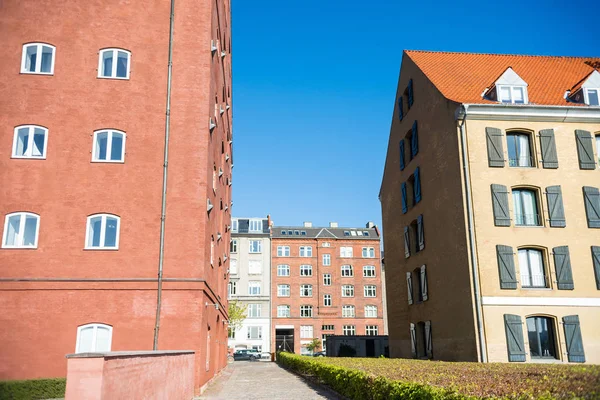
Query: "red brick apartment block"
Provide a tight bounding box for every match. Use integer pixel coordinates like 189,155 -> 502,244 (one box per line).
0,0 -> 232,392
271,222 -> 384,354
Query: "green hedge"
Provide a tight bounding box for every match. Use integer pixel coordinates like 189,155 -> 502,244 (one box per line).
0,378 -> 66,400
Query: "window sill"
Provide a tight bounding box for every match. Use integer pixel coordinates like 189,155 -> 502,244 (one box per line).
529,357 -> 562,364
514,225 -> 544,228
20,71 -> 54,76
2,245 -> 38,249
11,156 -> 47,160
84,247 -> 119,251
91,160 -> 125,164
97,75 -> 130,81
521,287 -> 552,291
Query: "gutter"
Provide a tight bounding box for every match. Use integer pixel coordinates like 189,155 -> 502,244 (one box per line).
153,0 -> 176,350
456,103 -> 600,122
457,105 -> 487,363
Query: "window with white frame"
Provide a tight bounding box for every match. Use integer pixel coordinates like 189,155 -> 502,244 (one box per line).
98,48 -> 131,79
323,273 -> 331,286
300,284 -> 312,297
341,285 -> 354,297
300,264 -> 313,276
277,246 -> 290,257
76,323 -> 112,353
322,242 -> 331,247
322,325 -> 334,331
342,305 -> 355,318
277,284 -> 290,297
362,247 -> 375,258
364,285 -> 377,297
363,265 -> 376,277
2,212 -> 40,248
340,246 -> 353,257
85,214 -> 120,249
341,265 -> 354,277
12,125 -> 48,159
498,85 -> 527,104
366,325 -> 379,336
230,239 -> 238,253
248,281 -> 261,295
365,305 -> 378,318
322,254 -> 331,266
247,326 -> 262,339
228,328 -> 235,338
92,130 -> 125,162
299,246 -> 312,257
21,43 -> 55,74
300,305 -> 313,317
231,219 -> 239,232
249,219 -> 262,232
248,260 -> 262,274
247,304 -> 261,318
300,325 -> 313,339
323,294 -> 331,307
249,240 -> 262,253
277,305 -> 290,317
585,89 -> 600,106
229,259 -> 238,274
228,281 -> 237,296
343,325 -> 356,336
277,264 -> 290,276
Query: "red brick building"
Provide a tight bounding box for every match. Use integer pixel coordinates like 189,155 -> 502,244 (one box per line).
271,223 -> 384,355
0,0 -> 232,392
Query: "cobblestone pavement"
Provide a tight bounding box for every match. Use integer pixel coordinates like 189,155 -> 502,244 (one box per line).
199,361 -> 342,400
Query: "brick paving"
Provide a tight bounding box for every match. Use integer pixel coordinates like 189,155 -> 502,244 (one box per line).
199,361 -> 342,400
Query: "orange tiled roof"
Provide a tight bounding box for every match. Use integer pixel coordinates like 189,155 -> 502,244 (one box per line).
405,50 -> 600,105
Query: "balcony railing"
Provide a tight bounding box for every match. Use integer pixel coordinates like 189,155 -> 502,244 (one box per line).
515,213 -> 542,226
521,274 -> 548,288
509,156 -> 534,168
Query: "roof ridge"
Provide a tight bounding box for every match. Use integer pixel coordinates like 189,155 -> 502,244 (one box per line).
404,49 -> 600,60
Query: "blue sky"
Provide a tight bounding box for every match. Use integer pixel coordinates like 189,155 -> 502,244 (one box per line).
230,0 -> 598,229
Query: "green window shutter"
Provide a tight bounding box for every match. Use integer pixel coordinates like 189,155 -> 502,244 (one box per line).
592,246 -> 600,290
401,183 -> 408,214
504,314 -> 526,362
563,315 -> 586,363
398,97 -> 404,121
424,321 -> 432,359
414,167 -> 421,204
409,323 -> 417,358
417,214 -> 425,251
546,186 -> 566,228
420,265 -> 428,301
404,226 -> 410,259
583,186 -> 600,228
408,79 -> 414,108
486,127 -> 505,167
411,120 -> 419,158
497,245 -> 517,289
539,129 -> 559,168
406,272 -> 413,305
491,184 -> 511,227
553,246 -> 574,290
575,130 -> 596,170
399,140 -> 405,170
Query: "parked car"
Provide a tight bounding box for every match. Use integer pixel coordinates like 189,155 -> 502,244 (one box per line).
233,349 -> 261,361
313,351 -> 326,357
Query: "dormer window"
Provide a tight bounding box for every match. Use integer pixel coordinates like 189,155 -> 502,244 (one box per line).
498,85 -> 526,104
567,70 -> 600,106
484,67 -> 529,105
585,88 -> 599,106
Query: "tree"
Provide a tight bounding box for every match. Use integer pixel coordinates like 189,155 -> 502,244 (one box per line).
227,300 -> 247,333
305,338 -> 321,353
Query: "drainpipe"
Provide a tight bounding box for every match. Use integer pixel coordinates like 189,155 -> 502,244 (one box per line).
153,0 -> 176,350
457,105 -> 487,363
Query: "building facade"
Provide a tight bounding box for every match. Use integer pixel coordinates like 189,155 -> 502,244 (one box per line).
380,50 -> 600,363
228,217 -> 272,354
271,222 -> 385,355
0,0 -> 233,391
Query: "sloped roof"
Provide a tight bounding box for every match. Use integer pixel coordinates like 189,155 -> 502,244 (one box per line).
271,226 -> 379,239
405,50 -> 600,105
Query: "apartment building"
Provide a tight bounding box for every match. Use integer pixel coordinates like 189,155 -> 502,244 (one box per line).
0,0 -> 232,391
228,217 -> 272,354
271,222 -> 385,355
380,51 -> 600,364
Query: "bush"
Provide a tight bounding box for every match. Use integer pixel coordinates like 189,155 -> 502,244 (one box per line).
0,378 -> 66,400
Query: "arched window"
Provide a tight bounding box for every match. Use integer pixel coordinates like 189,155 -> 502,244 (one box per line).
526,316 -> 557,359
92,130 -> 125,162
506,131 -> 534,167
21,43 -> 55,74
12,125 -> 48,159
518,248 -> 547,288
76,323 -> 112,353
85,214 -> 120,249
98,48 -> 131,79
512,188 -> 541,226
2,212 -> 40,248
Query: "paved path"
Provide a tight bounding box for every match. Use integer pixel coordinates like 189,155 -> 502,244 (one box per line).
199,361 -> 342,400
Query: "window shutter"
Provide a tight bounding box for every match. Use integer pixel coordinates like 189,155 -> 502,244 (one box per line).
539,129 -> 558,169
420,265 -> 428,301
399,140 -> 405,171
583,186 -> 600,228
485,127 -> 505,167
417,214 -> 425,251
409,323 -> 417,358
408,79 -> 414,108
404,226 -> 411,258
401,183 -> 408,214
552,246 -> 574,290
592,246 -> 600,290
398,97 -> 404,121
496,245 -> 517,289
411,120 -> 419,158
262,219 -> 270,233
546,186 -> 566,228
414,167 -> 421,204
575,130 -> 596,170
563,315 -> 586,363
491,184 -> 511,227
503,314 -> 526,362
424,321 -> 432,359
406,272 -> 413,305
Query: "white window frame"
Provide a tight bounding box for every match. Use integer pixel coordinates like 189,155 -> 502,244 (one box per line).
277,305 -> 290,317
341,265 -> 354,277
248,260 -> 262,275
323,294 -> 331,307
229,259 -> 237,275
342,325 -> 356,336
497,85 -> 528,104
363,265 -> 376,277
75,323 -> 113,353
247,326 -> 262,340
247,304 -> 261,318
228,281 -> 237,296
300,325 -> 313,339
322,254 -> 331,266
323,273 -> 331,286
231,219 -> 239,232
92,129 -> 126,163
300,305 -> 313,318
299,246 -> 313,257
21,43 -> 55,75
98,48 -> 131,79
2,212 -> 40,249
248,281 -> 261,295
277,264 -> 290,276
366,325 -> 379,336
341,285 -> 354,297
342,305 -> 355,318
340,246 -> 353,258
249,219 -> 263,232
300,284 -> 313,297
230,239 -> 238,253
364,305 -> 378,318
12,125 -> 48,159
362,247 -> 375,258
300,264 -> 313,276
248,240 -> 262,253
277,245 -> 290,257
277,284 -> 290,297
584,88 -> 600,106
364,285 -> 377,298
85,214 -> 120,250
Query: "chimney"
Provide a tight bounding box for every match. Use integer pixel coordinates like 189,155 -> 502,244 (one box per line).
329,222 -> 338,228
267,214 -> 272,227
303,221 -> 312,228
366,221 -> 375,229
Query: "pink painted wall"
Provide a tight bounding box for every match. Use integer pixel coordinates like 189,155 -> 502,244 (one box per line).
65,351 -> 195,400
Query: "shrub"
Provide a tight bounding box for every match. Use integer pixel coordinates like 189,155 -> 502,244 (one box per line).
0,378 -> 66,400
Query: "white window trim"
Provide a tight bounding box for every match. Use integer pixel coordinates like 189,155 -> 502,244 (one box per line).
249,240 -> 262,253
300,284 -> 313,297
277,305 -> 290,317
362,247 -> 375,258
497,85 -> 528,104
364,285 -> 377,298
12,125 -> 49,159
323,273 -> 332,286
300,305 -> 313,317
341,265 -> 354,277
21,43 -> 56,75
363,265 -> 376,277
230,239 -> 238,253
277,284 -> 290,297
323,294 -> 331,307
300,264 -> 313,276
248,282 -> 261,295
584,88 -> 600,106
342,305 -> 355,318
277,264 -> 290,276
2,212 -> 40,249
277,246 -> 290,257
97,48 -> 131,79
322,254 -> 331,266
75,323 -> 113,353
365,305 -> 378,318
341,285 -> 354,297
248,219 -> 263,232
92,129 -> 126,163
84,214 -> 121,250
